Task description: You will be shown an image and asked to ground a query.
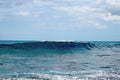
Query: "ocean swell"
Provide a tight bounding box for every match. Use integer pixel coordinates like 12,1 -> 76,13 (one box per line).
0,42 -> 95,50
0,41 -> 119,50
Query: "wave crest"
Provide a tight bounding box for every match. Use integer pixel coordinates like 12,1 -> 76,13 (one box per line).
0,41 -> 120,50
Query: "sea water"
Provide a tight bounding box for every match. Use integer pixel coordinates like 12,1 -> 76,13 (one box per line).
0,41 -> 120,80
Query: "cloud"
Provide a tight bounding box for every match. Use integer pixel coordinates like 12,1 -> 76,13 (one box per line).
0,0 -> 31,9
53,6 -> 103,17
0,0 -> 33,19
103,13 -> 120,22
95,23 -> 107,29
33,0 -> 53,6
14,11 -> 31,16
52,0 -> 120,27
13,11 -> 43,17
105,0 -> 120,6
0,0 -> 120,28
52,5 -> 106,28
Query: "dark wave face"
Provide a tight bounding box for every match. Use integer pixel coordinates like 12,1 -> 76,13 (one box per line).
0,41 -> 120,80
0,41 -> 120,50
0,41 -> 95,50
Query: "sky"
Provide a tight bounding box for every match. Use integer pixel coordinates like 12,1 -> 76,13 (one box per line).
0,0 -> 120,41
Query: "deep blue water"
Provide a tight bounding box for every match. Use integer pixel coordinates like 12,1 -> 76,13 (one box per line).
0,41 -> 120,80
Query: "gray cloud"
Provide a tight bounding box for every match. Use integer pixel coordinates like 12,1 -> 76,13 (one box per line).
0,0 -> 33,19
0,0 -> 32,9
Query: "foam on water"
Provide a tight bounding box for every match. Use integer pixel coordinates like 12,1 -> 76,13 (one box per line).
0,70 -> 120,80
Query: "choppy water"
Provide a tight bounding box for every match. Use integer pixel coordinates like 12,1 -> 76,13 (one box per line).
0,41 -> 120,80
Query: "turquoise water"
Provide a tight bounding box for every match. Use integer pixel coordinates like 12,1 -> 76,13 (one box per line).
0,41 -> 120,80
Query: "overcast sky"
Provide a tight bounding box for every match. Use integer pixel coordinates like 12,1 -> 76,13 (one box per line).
0,0 -> 120,41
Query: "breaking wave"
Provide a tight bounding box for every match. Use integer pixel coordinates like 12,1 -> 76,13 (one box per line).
0,41 -> 120,50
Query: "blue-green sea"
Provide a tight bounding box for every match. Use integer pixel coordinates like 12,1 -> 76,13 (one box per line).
0,41 -> 120,80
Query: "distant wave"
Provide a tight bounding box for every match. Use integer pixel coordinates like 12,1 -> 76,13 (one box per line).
0,41 -> 120,50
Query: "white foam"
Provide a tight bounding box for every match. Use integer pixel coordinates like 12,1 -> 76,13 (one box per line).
0,70 -> 120,80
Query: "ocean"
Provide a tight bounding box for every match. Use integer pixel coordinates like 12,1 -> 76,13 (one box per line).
0,41 -> 120,80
